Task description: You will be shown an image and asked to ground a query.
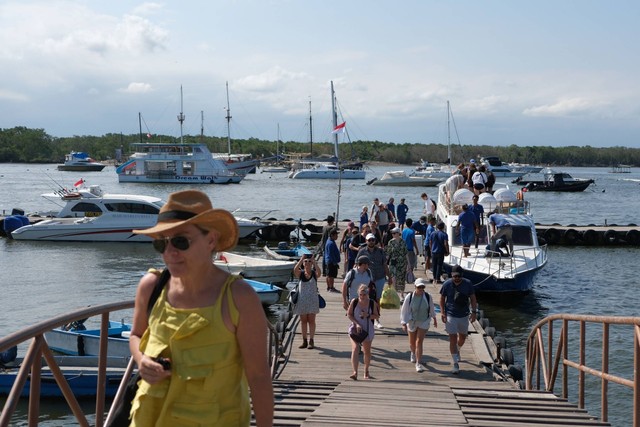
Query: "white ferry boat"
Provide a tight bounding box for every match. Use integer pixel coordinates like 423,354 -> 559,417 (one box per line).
116,143 -> 243,184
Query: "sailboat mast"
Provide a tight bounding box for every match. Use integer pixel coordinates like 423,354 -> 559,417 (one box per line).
138,112 -> 143,144
177,85 -> 185,144
447,100 -> 451,166
308,99 -> 313,156
331,81 -> 339,159
225,81 -> 232,157
200,111 -> 204,142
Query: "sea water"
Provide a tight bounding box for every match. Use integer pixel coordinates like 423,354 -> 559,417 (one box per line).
1,163 -> 639,425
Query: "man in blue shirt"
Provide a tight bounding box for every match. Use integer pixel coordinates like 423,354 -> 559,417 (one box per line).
430,222 -> 449,284
324,229 -> 341,292
469,195 -> 485,248
424,215 -> 436,272
411,216 -> 427,236
386,197 -> 396,223
402,220 -> 419,279
397,198 -> 408,229
489,213 -> 513,256
456,204 -> 478,257
439,265 -> 477,374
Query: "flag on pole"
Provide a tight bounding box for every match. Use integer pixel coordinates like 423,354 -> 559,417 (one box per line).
74,178 -> 84,188
331,122 -> 346,134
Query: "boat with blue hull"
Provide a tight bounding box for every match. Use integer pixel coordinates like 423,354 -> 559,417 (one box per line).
263,242 -> 312,261
435,185 -> 548,293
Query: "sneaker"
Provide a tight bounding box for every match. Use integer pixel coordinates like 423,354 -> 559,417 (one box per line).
328,288 -> 340,293
410,352 -> 416,363
416,363 -> 425,373
374,321 -> 384,329
452,362 -> 460,374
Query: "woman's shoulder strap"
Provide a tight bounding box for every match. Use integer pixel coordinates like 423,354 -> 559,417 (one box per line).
147,269 -> 171,315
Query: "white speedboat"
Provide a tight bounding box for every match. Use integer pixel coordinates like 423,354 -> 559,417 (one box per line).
10,185 -> 267,242
57,152 -> 106,172
215,252 -> 296,285
367,170 -> 442,187
116,143 -> 243,184
435,184 -> 547,293
288,161 -> 365,179
479,156 -> 525,178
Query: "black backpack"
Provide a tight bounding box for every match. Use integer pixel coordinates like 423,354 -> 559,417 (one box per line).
345,268 -> 377,301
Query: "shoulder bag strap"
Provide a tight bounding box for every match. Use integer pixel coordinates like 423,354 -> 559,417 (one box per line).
147,269 -> 171,316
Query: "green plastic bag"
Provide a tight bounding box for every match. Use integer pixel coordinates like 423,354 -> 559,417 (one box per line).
380,283 -> 401,309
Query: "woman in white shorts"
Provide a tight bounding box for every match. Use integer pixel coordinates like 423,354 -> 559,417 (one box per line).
400,278 -> 437,372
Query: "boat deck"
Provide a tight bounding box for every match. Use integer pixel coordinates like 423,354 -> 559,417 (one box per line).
267,267 -> 609,426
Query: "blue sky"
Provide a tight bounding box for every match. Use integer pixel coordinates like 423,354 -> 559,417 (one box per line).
1,0 -> 639,147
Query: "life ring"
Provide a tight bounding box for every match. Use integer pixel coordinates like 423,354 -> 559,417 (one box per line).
581,229 -> 598,245
625,229 -> 640,246
603,229 -> 618,244
543,228 -> 560,245
563,229 -> 580,244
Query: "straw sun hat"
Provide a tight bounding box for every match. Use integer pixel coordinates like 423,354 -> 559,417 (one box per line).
134,190 -> 238,251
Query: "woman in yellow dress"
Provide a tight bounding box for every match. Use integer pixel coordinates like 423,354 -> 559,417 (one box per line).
128,190 -> 273,426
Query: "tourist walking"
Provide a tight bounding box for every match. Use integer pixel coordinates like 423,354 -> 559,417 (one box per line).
439,265 -> 477,374
401,278 -> 437,372
421,192 -> 435,218
385,227 -> 408,299
386,197 -> 397,223
424,215 -> 436,272
396,198 -> 409,229
128,190 -> 273,426
339,221 -> 356,276
342,255 -> 374,310
347,284 -> 379,380
357,233 -> 388,327
456,204 -> 478,257
469,195 -> 485,248
324,229 -> 341,293
345,226 -> 360,272
317,215 -> 336,277
292,255 -> 320,349
402,221 -> 419,282
430,222 -> 449,284
359,205 -> 369,228
376,203 -> 391,235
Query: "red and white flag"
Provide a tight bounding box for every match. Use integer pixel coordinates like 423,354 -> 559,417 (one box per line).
74,178 -> 84,188
331,122 -> 346,134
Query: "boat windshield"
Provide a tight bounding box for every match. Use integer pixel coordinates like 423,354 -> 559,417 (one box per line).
104,202 -> 161,214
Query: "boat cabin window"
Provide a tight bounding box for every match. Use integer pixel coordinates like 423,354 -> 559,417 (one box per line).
104,203 -> 160,215
70,202 -> 103,214
512,226 -> 534,246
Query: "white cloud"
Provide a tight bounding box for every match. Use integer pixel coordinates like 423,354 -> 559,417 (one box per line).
0,89 -> 29,102
522,98 -> 603,117
235,67 -> 308,93
119,83 -> 154,94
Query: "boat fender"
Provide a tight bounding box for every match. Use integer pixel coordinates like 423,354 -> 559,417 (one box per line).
543,228 -> 560,245
275,225 -> 291,240
493,336 -> 507,350
625,229 -> 640,246
508,364 -> 524,381
563,229 -> 580,244
500,348 -> 514,366
603,229 -> 618,244
304,224 -> 320,234
219,254 -> 228,263
485,326 -> 496,338
581,229 -> 598,245
480,318 -> 491,329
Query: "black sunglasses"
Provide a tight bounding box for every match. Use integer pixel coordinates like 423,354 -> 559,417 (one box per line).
152,236 -> 192,253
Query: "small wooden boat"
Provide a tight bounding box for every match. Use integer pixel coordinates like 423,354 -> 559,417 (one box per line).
0,355 -> 131,398
263,242 -> 312,261
215,252 -> 295,285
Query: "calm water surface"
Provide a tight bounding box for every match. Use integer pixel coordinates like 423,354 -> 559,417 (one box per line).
1,163 -> 639,426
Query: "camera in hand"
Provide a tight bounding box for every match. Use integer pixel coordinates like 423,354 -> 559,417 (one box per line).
154,357 -> 171,370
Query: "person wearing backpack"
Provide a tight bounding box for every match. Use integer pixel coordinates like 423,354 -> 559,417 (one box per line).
347,284 -> 380,380
342,255 -> 375,311
439,265 -> 477,375
356,234 -> 389,328
400,278 -> 437,372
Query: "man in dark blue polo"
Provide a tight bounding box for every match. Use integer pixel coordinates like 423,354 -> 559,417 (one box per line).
489,213 -> 513,256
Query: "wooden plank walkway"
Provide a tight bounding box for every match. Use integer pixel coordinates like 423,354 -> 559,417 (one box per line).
269,263 -> 610,426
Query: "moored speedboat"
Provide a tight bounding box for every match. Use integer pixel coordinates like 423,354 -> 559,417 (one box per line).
435,184 -> 548,293
9,184 -> 267,242
288,162 -> 365,179
57,152 -> 106,172
263,242 -> 312,261
367,170 -> 442,187
215,252 -> 296,285
514,168 -> 595,192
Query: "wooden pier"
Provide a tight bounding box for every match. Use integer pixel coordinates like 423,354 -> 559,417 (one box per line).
268,266 -> 610,426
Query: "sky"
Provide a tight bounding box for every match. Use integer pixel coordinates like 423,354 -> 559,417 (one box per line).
1,0 -> 639,148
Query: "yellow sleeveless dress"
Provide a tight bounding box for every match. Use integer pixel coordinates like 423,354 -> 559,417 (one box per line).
130,275 -> 250,426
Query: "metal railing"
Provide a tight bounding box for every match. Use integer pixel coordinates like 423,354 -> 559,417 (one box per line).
0,301 -> 286,426
525,314 -> 640,426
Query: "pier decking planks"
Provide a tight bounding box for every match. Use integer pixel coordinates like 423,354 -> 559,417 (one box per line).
266,262 -> 610,426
